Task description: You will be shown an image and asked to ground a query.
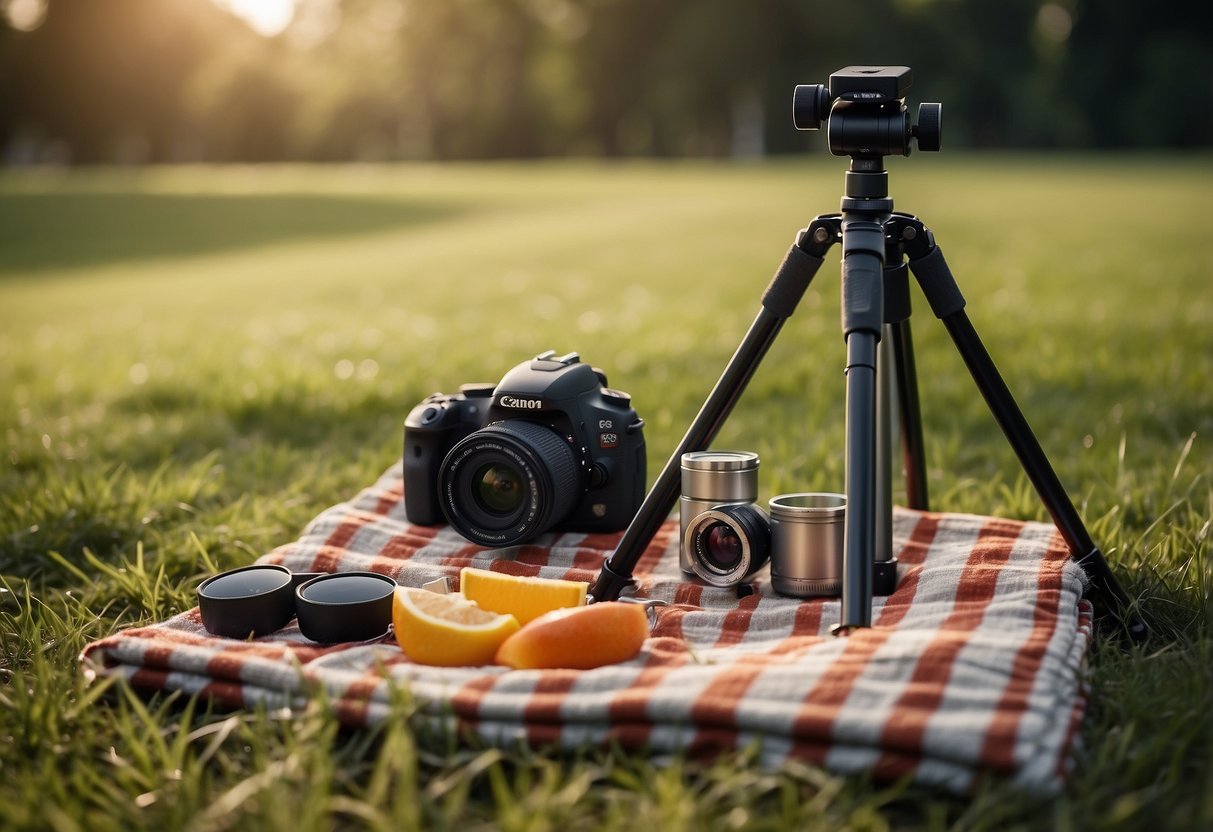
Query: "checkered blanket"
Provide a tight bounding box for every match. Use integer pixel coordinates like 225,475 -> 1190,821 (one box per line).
81,465 -> 1092,794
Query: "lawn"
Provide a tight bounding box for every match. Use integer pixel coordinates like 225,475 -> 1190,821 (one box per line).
1,156 -> 1210,830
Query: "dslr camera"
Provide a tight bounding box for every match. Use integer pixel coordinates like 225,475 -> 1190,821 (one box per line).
403,351 -> 646,547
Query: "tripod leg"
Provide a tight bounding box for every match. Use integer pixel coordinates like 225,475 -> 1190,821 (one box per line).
889,319 -> 929,510
841,330 -> 879,628
883,255 -> 929,509
872,328 -> 900,596
908,241 -> 1147,641
875,328 -> 894,563
590,225 -> 836,602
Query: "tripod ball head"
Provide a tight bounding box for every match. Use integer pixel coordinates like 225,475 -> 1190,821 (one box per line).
792,66 -> 942,157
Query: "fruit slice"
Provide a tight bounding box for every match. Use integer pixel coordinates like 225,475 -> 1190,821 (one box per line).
494,602 -> 649,670
392,587 -> 519,667
460,567 -> 588,626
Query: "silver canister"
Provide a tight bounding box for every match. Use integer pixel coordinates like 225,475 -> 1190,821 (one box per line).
679,451 -> 760,575
768,492 -> 846,597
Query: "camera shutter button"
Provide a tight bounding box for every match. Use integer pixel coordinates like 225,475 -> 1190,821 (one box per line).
421,406 -> 441,424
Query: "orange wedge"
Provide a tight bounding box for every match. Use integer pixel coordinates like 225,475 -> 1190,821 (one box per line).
460,567 -> 588,626
392,587 -> 519,667
494,602 -> 649,670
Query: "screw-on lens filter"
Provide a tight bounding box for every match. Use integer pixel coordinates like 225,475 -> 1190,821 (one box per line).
294,572 -> 396,643
197,565 -> 396,643
197,564 -> 296,639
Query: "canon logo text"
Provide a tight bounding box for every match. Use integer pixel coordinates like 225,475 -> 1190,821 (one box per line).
499,396 -> 543,410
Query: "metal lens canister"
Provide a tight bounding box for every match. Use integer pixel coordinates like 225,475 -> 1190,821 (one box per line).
680,451 -> 762,579
768,493 -> 846,598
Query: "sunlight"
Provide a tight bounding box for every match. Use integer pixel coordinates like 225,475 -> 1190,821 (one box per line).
213,0 -> 296,37
2,0 -> 47,32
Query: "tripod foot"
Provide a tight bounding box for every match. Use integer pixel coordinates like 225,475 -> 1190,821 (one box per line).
873,558 -> 899,597
587,560 -> 635,604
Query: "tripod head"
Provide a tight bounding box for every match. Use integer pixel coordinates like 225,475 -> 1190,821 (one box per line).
794,66 -> 942,160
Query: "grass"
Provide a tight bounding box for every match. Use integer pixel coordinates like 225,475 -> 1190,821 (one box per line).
1,155 -> 1211,830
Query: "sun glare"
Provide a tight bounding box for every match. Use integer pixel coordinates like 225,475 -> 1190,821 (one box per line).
2,0 -> 47,32
215,0 -> 296,38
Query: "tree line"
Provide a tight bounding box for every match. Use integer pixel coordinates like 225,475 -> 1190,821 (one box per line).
1,0 -> 1208,165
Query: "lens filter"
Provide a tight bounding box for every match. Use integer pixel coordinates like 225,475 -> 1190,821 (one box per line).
197,565 -> 397,643
294,572 -> 396,643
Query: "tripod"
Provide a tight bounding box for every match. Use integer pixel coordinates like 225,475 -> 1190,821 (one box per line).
588,69 -> 1145,642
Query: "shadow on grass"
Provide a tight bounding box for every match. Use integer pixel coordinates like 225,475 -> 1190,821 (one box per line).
108,379 -> 404,460
0,192 -> 466,275
2,379 -> 409,582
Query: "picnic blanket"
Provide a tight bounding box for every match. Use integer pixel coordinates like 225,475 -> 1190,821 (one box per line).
82,465 -> 1092,795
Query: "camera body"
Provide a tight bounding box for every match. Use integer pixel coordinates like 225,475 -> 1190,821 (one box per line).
403,351 -> 646,546
403,382 -> 497,526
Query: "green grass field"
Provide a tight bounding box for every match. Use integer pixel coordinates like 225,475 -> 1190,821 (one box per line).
2,156 -> 1211,830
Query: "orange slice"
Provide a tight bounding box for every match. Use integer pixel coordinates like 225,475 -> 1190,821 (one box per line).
392,587 -> 519,667
460,567 -> 588,626
494,602 -> 649,670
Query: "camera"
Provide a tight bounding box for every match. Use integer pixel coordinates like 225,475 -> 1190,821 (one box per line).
403,351 -> 646,547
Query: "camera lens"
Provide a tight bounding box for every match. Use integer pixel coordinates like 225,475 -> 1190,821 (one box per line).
439,420 -> 581,546
684,504 -> 770,587
474,462 -> 525,515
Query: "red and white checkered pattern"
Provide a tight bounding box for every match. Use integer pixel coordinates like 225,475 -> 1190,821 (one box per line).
82,465 -> 1092,794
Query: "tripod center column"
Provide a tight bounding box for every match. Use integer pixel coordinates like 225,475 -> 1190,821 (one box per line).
836,159 -> 890,629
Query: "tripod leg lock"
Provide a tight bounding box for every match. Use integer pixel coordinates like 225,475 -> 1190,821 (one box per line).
888,214 -> 966,319
763,244 -> 825,319
909,245 -> 966,319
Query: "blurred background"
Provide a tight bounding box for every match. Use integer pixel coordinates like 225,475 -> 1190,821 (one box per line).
1,0 -> 1209,166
